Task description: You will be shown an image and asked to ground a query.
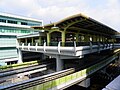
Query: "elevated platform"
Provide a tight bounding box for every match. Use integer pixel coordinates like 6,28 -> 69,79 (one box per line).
18,42 -> 113,59
17,13 -> 119,71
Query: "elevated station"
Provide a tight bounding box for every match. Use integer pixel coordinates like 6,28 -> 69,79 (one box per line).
17,13 -> 118,71
1,13 -> 120,90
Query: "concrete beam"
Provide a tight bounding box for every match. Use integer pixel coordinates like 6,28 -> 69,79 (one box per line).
78,78 -> 90,88
56,55 -> 64,71
62,31 -> 66,46
47,33 -> 51,46
18,49 -> 23,64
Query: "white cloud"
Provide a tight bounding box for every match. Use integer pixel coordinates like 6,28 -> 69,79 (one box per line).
0,0 -> 120,31
84,0 -> 120,31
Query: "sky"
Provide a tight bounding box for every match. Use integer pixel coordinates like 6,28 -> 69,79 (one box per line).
0,0 -> 120,31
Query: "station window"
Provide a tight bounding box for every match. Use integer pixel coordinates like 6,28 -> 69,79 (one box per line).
0,19 -> 6,23
21,22 -> 28,25
8,20 -> 17,24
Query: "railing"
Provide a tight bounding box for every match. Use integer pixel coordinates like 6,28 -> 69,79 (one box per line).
19,41 -> 114,47
17,41 -> 114,58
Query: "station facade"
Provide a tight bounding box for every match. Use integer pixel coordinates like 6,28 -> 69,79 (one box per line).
0,12 -> 43,65
17,13 -> 118,71
19,14 -> 117,47
33,14 -> 117,46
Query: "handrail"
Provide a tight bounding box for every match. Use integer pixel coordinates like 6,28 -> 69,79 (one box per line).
18,42 -> 114,56
19,42 -> 115,47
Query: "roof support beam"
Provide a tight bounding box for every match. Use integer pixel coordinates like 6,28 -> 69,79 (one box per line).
68,26 -> 110,37
64,19 -> 86,31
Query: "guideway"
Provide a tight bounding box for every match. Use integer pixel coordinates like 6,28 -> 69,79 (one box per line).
0,49 -> 119,90
0,64 -> 47,86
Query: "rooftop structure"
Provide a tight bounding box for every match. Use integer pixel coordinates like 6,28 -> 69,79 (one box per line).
33,13 -> 117,35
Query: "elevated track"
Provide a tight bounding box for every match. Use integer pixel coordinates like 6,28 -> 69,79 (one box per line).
0,49 -> 119,90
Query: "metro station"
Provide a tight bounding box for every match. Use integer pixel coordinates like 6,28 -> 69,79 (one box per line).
0,13 -> 120,90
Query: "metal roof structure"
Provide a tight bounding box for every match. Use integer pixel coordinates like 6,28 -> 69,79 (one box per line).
33,13 -> 118,36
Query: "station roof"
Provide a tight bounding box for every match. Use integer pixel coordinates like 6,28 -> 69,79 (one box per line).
33,13 -> 118,36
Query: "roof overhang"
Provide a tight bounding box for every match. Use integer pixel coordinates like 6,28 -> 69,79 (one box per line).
32,13 -> 118,36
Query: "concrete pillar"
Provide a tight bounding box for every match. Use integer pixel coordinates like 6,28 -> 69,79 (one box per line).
75,33 -> 79,42
47,33 -> 51,46
41,54 -> 47,60
39,37 -> 42,45
18,49 -> 23,64
25,38 -> 27,44
56,55 -> 63,71
78,78 -> 90,88
62,31 -> 65,46
102,36 -> 105,42
104,37 -> 106,42
18,39 -> 20,44
81,36 -> 84,42
100,36 -> 102,42
97,35 -> 100,42
110,39 -> 112,42
102,37 -> 105,42
31,38 -> 34,45
93,35 -> 96,42
16,39 -> 20,47
90,36 -> 92,42
84,35 -> 89,42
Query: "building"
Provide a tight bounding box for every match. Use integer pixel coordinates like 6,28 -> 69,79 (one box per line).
1,13 -> 120,90
0,12 -> 43,65
17,13 -> 118,71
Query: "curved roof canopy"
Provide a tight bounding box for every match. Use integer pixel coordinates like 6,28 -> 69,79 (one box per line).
33,13 -> 117,36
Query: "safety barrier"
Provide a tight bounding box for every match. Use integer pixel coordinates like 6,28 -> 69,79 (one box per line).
0,61 -> 38,70
17,42 -> 113,59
